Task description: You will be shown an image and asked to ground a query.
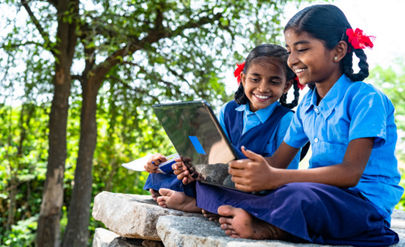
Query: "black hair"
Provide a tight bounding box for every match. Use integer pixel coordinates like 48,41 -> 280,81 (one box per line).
284,4 -> 369,87
234,44 -> 299,109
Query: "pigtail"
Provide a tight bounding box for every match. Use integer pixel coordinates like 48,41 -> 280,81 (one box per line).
234,84 -> 248,105
351,49 -> 369,81
279,80 -> 300,109
342,41 -> 370,82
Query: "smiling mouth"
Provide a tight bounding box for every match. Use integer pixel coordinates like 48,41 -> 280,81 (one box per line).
294,68 -> 306,74
254,94 -> 271,100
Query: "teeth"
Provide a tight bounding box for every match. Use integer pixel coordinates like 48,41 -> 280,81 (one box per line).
295,68 -> 305,73
255,95 -> 270,99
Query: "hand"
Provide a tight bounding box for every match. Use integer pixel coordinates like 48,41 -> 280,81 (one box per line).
229,146 -> 280,192
172,158 -> 195,185
144,153 -> 167,173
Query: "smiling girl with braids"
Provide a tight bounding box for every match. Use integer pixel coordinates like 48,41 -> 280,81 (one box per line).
205,4 -> 404,246
150,44 -> 304,212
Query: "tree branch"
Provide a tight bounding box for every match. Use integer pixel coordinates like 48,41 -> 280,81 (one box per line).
71,75 -> 83,82
21,0 -> 56,56
122,61 -> 182,92
108,74 -> 160,102
1,41 -> 45,50
90,7 -> 223,88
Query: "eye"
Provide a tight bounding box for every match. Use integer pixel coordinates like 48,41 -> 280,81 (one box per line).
249,77 -> 260,83
297,48 -> 309,53
270,80 -> 282,85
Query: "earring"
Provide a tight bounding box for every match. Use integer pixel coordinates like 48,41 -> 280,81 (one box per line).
334,56 -> 338,61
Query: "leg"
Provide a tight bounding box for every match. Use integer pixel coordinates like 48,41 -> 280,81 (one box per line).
157,188 -> 201,213
217,205 -> 289,240
149,189 -> 160,201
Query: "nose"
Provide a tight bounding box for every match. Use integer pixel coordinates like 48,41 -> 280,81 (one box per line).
258,80 -> 269,92
287,51 -> 298,68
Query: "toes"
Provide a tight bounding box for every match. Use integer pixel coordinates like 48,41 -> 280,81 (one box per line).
158,188 -> 173,197
217,205 -> 234,216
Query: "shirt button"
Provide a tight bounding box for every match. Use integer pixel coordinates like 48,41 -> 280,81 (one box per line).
314,138 -> 319,143
314,108 -> 319,114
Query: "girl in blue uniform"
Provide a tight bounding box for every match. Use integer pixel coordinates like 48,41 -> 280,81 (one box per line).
199,4 -> 403,246
144,44 -> 303,211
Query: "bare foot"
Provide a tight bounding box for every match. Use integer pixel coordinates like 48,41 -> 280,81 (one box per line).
202,209 -> 219,222
217,205 -> 289,240
149,189 -> 160,201
157,188 -> 201,213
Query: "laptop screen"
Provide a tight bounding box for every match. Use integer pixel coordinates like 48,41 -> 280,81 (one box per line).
152,100 -> 237,188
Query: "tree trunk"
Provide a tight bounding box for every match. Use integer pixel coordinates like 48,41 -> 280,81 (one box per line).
62,77 -> 100,247
35,0 -> 78,246
36,76 -> 71,247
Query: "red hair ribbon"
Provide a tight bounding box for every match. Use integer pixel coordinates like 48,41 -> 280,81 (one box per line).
346,28 -> 375,49
294,76 -> 305,90
233,62 -> 245,84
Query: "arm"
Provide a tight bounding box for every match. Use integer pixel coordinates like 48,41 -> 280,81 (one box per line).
229,138 -> 373,192
266,141 -> 300,169
273,112 -> 301,169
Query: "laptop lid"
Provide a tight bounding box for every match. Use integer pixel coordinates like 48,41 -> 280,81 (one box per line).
152,100 -> 237,188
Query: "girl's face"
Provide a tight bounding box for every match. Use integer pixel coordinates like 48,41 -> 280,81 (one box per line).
241,57 -> 292,112
284,29 -> 342,88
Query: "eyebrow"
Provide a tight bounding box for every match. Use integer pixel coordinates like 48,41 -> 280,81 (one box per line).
286,40 -> 311,48
249,73 -> 282,80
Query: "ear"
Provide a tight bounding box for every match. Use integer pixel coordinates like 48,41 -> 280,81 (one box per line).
240,72 -> 246,87
333,41 -> 348,62
283,79 -> 293,94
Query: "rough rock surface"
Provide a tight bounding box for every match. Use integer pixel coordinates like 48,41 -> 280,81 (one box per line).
92,191 -> 202,240
92,191 -> 405,246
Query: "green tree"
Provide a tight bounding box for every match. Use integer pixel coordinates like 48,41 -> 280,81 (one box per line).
1,0 -> 315,246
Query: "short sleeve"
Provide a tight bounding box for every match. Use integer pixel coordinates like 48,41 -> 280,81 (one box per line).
348,87 -> 390,147
276,112 -> 300,169
284,104 -> 309,149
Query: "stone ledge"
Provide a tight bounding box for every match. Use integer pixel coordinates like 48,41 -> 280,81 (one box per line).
92,191 -> 202,241
92,191 -> 405,246
156,215 -> 405,247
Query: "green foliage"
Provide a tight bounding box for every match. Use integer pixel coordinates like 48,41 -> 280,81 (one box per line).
2,215 -> 37,247
0,105 -> 48,246
369,61 -> 405,161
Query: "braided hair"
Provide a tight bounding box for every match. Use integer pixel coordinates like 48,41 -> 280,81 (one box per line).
234,44 -> 300,109
284,4 -> 369,87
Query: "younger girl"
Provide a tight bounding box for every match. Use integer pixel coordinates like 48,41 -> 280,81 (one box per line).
145,44 -> 303,211
203,4 -> 403,246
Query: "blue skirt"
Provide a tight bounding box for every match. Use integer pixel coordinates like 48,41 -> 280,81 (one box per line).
143,173 -> 196,197
196,182 -> 399,246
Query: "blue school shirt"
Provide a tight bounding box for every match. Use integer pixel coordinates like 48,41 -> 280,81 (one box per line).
219,101 -> 300,169
284,74 -> 403,222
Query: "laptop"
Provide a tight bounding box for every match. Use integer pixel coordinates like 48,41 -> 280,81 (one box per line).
152,100 -> 238,189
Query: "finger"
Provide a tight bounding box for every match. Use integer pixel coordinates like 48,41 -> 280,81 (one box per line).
172,161 -> 183,170
241,146 -> 265,162
150,154 -> 167,164
234,182 -> 252,192
228,159 -> 248,170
